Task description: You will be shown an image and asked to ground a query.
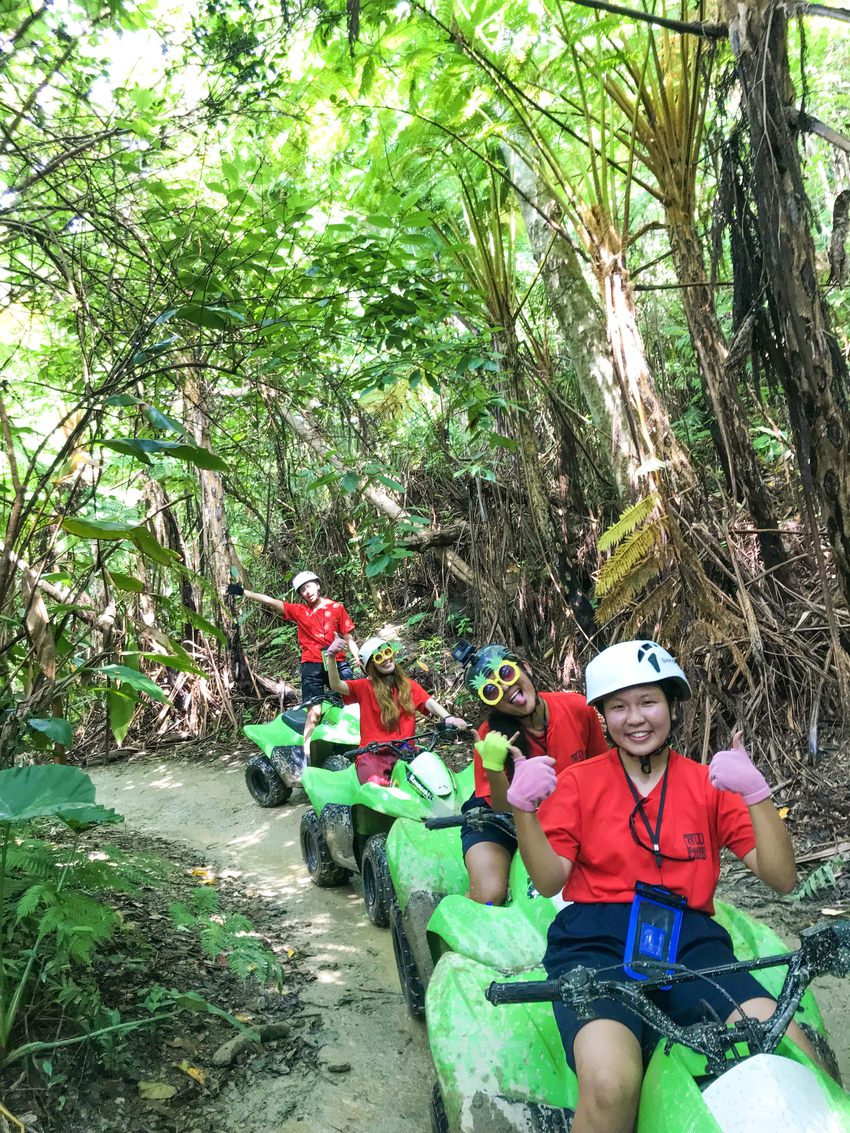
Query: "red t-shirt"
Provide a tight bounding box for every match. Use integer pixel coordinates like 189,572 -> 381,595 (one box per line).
281,599 -> 354,663
473,691 -> 608,804
537,748 -> 756,914
343,678 -> 431,745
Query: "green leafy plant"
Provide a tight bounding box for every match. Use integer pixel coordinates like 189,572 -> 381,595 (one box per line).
169,887 -> 283,988
0,765 -> 132,1063
785,857 -> 843,902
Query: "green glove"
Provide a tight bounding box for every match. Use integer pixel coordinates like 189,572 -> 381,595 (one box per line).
475,731 -> 510,773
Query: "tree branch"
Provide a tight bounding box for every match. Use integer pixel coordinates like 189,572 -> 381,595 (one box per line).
562,0 -> 727,38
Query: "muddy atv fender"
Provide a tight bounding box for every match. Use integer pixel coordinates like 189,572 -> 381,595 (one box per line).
427,852 -> 559,970
243,702 -> 361,792
386,764 -> 475,989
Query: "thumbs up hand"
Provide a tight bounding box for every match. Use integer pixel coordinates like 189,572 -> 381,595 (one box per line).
708,730 -> 772,805
506,754 -> 558,812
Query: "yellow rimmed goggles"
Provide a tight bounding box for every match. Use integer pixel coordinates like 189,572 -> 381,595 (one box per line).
475,661 -> 521,706
371,644 -> 394,665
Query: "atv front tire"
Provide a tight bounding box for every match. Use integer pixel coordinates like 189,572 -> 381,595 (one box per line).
300,809 -> 350,887
430,1083 -> 449,1133
245,755 -> 292,807
362,833 -> 393,927
391,900 -> 425,1020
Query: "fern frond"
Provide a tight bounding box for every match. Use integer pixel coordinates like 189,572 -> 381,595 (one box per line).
786,858 -> 842,902
597,493 -> 659,553
595,519 -> 667,598
596,550 -> 667,623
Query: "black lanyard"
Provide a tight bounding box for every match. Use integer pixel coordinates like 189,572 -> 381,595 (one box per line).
620,756 -> 671,870
524,698 -> 549,755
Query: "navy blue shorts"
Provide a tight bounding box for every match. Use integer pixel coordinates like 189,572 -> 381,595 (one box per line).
300,660 -> 354,703
460,793 -> 518,858
543,902 -> 772,1071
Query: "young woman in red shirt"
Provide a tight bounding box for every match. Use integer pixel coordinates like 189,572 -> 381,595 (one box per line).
456,643 -> 608,906
507,639 -> 820,1133
324,636 -> 468,786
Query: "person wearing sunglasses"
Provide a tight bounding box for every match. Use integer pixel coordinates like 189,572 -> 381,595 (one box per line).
507,640 -> 817,1133
456,642 -> 608,906
324,635 -> 468,786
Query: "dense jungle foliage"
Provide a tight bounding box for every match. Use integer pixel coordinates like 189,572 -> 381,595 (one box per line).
1,0 -> 849,777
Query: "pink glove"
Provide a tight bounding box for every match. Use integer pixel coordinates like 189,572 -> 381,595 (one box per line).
324,634 -> 347,657
708,731 -> 771,806
506,755 -> 557,812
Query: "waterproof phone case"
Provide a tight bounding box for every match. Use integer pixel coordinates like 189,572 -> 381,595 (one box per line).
624,881 -> 686,983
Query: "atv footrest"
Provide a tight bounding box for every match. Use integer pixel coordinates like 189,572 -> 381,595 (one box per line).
459,1093 -> 573,1133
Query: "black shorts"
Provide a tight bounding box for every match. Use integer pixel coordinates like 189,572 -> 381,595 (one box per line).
460,793 -> 518,858
300,660 -> 354,703
543,902 -> 772,1072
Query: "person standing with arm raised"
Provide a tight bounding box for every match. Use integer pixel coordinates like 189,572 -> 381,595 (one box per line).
226,570 -> 359,754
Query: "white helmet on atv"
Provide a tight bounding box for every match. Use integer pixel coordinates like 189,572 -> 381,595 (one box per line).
585,640 -> 691,708
292,570 -> 320,594
359,636 -> 393,668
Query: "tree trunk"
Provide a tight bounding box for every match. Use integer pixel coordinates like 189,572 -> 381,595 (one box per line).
589,218 -> 698,503
496,324 -> 597,635
183,368 -> 249,690
504,147 -> 634,494
725,0 -> 850,610
665,204 -> 788,574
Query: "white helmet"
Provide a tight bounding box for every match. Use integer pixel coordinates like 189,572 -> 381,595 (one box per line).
360,636 -> 393,668
292,570 -> 320,593
585,640 -> 691,708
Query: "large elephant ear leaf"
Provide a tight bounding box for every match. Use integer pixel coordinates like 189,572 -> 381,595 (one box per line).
56,804 -> 125,831
0,766 -> 96,824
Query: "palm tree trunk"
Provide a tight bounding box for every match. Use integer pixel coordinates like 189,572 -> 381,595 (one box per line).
665,204 -> 788,574
496,324 -> 597,635
504,148 -> 634,494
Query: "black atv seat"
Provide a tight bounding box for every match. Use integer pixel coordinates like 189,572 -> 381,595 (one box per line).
281,707 -> 309,735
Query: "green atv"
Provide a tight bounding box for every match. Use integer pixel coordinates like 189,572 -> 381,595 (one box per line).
387,806 -> 518,1019
427,909 -> 849,1133
299,727 -> 474,929
243,694 -> 362,807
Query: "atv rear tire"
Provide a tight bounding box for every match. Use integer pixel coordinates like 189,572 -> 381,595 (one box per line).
362,833 -> 393,927
300,809 -> 350,887
323,753 -> 352,773
430,1083 -> 449,1133
391,900 -> 425,1020
245,755 -> 292,807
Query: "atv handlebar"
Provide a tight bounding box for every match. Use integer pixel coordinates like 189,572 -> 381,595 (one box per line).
486,920 -> 850,1076
344,722 -> 464,762
424,808 -> 516,838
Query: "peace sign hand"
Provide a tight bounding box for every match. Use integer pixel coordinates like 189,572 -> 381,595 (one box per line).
708,730 -> 772,806
473,729 -> 519,773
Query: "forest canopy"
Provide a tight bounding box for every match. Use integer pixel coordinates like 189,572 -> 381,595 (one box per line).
1,0 -> 849,774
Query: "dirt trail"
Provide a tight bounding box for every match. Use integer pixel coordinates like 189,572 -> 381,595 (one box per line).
92,755 -> 432,1133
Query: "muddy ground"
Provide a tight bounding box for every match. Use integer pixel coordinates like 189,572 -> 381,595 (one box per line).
5,739 -> 849,1133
